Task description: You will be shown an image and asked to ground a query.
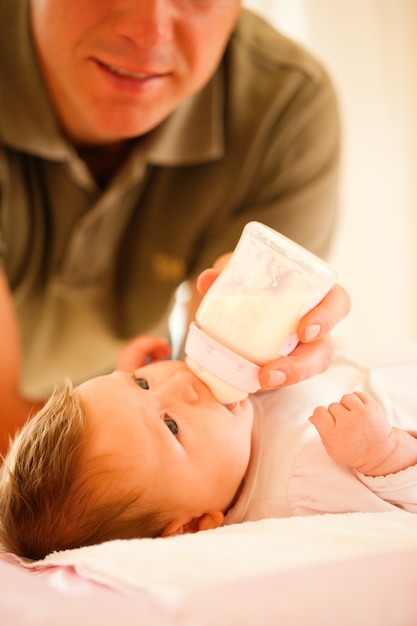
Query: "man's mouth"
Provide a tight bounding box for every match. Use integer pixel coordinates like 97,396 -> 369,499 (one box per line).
105,63 -> 153,80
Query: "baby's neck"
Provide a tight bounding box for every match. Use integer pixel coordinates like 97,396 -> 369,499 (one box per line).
223,397 -> 260,519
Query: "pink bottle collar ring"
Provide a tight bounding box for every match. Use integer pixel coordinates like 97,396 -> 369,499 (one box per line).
185,322 -> 262,394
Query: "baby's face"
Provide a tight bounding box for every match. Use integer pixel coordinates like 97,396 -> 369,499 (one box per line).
76,361 -> 253,526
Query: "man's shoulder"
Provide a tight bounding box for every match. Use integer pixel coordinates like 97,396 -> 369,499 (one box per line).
231,9 -> 331,87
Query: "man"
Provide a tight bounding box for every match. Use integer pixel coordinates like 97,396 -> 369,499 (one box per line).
0,0 -> 349,452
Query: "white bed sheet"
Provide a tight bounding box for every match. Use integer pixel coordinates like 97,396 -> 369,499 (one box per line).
20,511 -> 417,594
1,511 -> 417,626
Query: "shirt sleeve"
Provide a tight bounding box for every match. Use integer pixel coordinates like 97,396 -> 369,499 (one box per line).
190,56 -> 341,275
355,465 -> 417,514
288,438 -> 417,516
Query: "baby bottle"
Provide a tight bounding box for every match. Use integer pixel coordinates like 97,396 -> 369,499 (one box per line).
185,221 -> 338,404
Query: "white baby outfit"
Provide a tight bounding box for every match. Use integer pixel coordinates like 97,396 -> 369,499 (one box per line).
225,351 -> 417,524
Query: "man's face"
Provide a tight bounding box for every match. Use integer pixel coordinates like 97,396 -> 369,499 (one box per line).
29,0 -> 241,144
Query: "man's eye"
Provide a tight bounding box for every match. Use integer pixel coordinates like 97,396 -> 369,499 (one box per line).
164,417 -> 179,437
134,378 -> 149,390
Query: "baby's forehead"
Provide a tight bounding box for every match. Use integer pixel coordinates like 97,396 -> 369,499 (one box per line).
132,359 -> 195,380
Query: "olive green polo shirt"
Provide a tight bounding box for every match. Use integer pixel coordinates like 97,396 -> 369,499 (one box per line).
0,0 -> 341,397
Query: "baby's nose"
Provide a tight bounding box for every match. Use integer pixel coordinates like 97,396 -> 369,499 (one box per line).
181,384 -> 199,404
161,372 -> 200,403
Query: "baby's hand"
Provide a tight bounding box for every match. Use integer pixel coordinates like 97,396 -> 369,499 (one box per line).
309,391 -> 397,475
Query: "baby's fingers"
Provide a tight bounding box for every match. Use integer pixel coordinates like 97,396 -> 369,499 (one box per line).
309,405 -> 335,435
309,400 -> 352,432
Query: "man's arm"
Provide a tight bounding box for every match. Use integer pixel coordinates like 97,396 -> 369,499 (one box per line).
0,271 -> 43,456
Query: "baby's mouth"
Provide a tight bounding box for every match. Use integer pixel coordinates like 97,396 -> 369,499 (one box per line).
225,403 -> 237,411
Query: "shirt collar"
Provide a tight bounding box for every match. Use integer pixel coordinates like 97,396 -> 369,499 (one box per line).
0,0 -> 225,166
142,69 -> 225,165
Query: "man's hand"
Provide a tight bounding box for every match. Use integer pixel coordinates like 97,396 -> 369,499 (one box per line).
196,267 -> 350,389
0,271 -> 44,456
259,284 -> 350,388
117,335 -> 172,372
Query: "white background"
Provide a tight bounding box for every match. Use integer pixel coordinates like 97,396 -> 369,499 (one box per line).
243,0 -> 417,357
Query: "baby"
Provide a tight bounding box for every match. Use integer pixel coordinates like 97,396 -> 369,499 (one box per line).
1,336 -> 417,560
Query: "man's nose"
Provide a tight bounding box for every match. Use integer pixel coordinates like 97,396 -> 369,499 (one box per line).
114,0 -> 174,47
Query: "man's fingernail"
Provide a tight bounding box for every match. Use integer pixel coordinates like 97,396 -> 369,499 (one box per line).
267,370 -> 286,387
304,323 -> 321,342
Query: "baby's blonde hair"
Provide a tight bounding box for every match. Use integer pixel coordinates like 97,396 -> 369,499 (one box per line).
0,380 -> 170,560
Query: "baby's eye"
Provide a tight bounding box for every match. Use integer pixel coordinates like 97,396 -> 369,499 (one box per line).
134,378 -> 149,390
164,416 -> 179,437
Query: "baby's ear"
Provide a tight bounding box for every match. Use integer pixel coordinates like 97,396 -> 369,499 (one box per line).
161,512 -> 224,537
196,511 -> 224,532
161,517 -> 190,537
